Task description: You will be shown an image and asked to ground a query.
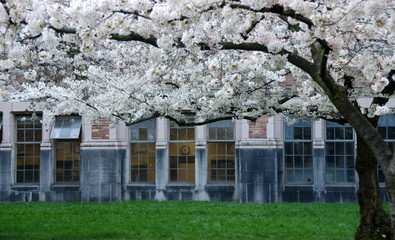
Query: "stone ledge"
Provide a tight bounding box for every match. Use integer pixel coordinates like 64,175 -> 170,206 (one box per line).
11,185 -> 39,191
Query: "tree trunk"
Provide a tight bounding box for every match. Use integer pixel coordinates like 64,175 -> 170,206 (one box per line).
355,135 -> 393,240
385,173 -> 395,238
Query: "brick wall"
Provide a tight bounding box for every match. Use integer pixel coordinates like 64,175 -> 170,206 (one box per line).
278,74 -> 300,87
91,119 -> 110,139
249,117 -> 268,138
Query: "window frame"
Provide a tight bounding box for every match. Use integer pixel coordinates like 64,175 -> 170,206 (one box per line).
15,114 -> 42,184
129,119 -> 156,184
50,116 -> 82,139
325,121 -> 356,184
283,118 -> 314,185
54,139 -> 81,184
168,121 -> 196,183
50,116 -> 82,184
207,120 -> 236,183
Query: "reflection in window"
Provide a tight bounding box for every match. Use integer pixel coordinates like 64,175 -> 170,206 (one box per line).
325,121 -> 355,183
51,116 -> 82,183
378,114 -> 395,183
208,120 -> 235,182
16,114 -> 42,183
51,116 -> 82,139
130,119 -> 156,183
169,121 -> 195,182
284,118 -> 313,184
55,140 -> 80,183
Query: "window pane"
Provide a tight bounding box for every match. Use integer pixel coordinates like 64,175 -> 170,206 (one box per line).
17,130 -> 24,142
294,156 -> 303,168
148,170 -> 155,182
336,170 -> 345,182
285,142 -> 293,154
217,128 -> 225,140
304,156 -> 313,168
17,158 -> 24,169
285,156 -> 293,168
25,130 -> 34,142
335,142 -> 344,154
304,128 -> 311,140
51,117 -> 81,139
326,169 -> 335,182
326,127 -> 334,140
285,126 -> 294,140
130,143 -> 138,155
169,157 -> 178,168
178,128 -> 186,140
147,128 -> 156,141
147,143 -> 156,156
226,142 -> 235,155
326,142 -> 334,155
217,143 -> 226,155
287,170 -> 294,182
187,128 -> 194,140
148,156 -> 155,168
295,170 -> 304,182
305,169 -> 313,183
208,142 -> 217,155
139,143 -> 147,155
327,156 -> 335,168
139,128 -> 147,141
347,170 -> 355,182
59,120 -> 71,138
294,143 -> 303,154
347,156 -> 354,168
131,128 -> 139,141
169,143 -> 178,156
345,127 -> 353,139
388,127 -> 395,139
225,128 -> 234,140
294,127 -> 303,140
131,170 -> 139,182
170,128 -> 178,140
209,128 -> 216,140
304,142 -> 312,155
336,156 -> 345,168
345,142 -> 354,155
335,127 -> 344,139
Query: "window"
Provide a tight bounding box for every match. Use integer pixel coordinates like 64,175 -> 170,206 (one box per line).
169,121 -> 195,182
0,115 -> 2,143
378,114 -> 395,183
51,116 -> 82,139
130,119 -> 156,183
284,118 -> 313,184
325,121 -> 355,183
51,116 -> 82,183
207,120 -> 235,182
16,114 -> 42,183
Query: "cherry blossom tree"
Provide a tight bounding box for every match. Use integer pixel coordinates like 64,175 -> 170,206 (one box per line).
0,0 -> 394,239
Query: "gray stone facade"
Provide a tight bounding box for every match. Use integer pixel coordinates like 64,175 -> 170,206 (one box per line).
0,102 -> 388,203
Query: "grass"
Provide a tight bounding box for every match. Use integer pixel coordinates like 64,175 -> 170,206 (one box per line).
0,201 -> 360,240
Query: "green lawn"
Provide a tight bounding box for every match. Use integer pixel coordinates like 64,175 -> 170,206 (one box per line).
0,201 -> 360,240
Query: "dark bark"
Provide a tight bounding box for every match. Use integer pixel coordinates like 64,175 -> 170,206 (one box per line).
355,134 -> 393,240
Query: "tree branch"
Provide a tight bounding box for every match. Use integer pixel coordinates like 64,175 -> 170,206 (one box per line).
372,70 -> 395,107
229,3 -> 314,29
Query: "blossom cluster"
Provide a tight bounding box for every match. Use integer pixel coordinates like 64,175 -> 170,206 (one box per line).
0,0 -> 393,124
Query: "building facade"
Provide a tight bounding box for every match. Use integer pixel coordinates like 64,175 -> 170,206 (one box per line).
0,102 -> 390,203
